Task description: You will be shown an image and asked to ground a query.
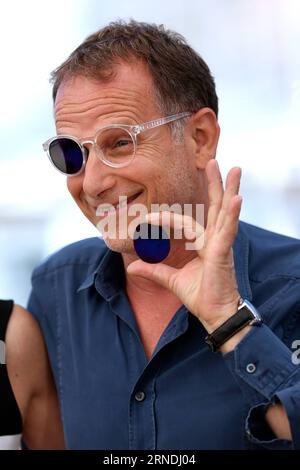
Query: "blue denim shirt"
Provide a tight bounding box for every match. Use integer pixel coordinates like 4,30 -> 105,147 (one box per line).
27,222 -> 300,450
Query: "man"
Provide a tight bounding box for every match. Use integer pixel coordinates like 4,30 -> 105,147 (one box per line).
9,20 -> 300,449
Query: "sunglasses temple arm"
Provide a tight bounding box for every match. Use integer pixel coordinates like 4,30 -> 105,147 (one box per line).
136,112 -> 191,133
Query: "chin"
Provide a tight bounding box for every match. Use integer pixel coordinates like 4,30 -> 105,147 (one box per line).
95,212 -> 141,254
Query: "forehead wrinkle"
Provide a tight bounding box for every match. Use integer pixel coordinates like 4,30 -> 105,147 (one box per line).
55,86 -> 149,116
56,111 -> 144,136
55,104 -> 146,132
55,99 -> 153,132
56,98 -> 143,121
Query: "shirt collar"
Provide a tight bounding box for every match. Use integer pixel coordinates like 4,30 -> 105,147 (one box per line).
77,221 -> 252,301
77,247 -> 125,300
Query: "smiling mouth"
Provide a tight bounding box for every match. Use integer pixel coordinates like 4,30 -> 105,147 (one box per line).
96,191 -> 143,216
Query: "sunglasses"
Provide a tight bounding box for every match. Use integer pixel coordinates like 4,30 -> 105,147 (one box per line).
42,112 -> 191,176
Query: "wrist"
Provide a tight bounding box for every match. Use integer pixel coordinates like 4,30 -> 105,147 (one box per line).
202,296 -> 241,334
218,325 -> 252,353
205,299 -> 262,353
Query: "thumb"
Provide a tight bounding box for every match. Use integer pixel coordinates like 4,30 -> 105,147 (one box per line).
127,260 -> 177,291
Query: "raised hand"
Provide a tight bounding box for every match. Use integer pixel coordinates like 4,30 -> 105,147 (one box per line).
127,159 -> 242,334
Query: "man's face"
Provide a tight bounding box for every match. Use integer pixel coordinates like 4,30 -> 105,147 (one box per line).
54,61 -> 205,254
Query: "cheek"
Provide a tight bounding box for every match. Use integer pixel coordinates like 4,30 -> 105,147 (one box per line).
67,176 -> 82,201
133,143 -> 172,184
135,147 -> 163,167
162,151 -> 199,200
134,152 -> 189,202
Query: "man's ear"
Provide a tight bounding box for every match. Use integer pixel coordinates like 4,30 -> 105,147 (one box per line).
186,108 -> 220,169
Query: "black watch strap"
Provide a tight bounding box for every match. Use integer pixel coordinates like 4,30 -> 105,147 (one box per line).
205,300 -> 262,352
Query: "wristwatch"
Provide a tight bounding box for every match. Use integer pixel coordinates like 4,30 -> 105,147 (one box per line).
205,299 -> 262,352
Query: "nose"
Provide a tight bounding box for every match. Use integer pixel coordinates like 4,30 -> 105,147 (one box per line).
82,145 -> 116,199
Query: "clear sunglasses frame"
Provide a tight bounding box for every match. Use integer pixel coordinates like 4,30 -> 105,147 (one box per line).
42,111 -> 192,176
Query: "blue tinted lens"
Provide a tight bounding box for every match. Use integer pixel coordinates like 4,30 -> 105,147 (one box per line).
133,223 -> 170,263
49,138 -> 84,175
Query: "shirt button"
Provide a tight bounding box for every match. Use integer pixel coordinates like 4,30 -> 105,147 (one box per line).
246,363 -> 256,374
135,391 -> 146,402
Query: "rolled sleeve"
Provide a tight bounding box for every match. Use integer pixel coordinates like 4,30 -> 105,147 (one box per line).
223,324 -> 300,449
